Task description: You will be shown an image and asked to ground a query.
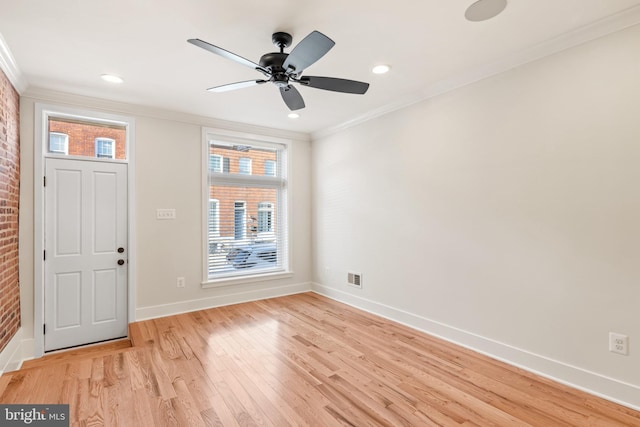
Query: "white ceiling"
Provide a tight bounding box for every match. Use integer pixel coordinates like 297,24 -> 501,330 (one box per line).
1,0 -> 640,134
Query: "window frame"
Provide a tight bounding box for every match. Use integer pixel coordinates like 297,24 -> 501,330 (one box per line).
201,127 -> 292,288
43,111 -> 129,162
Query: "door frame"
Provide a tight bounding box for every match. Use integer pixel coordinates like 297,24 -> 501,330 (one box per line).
34,103 -> 136,358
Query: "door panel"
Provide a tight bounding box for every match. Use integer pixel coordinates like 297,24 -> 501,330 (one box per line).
93,269 -> 117,322
55,169 -> 82,255
54,272 -> 82,328
94,171 -> 118,253
45,158 -> 128,351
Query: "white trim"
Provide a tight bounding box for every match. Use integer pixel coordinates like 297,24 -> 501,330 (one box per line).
136,282 -> 310,321
202,271 -> 294,288
313,7 -> 640,140
311,283 -> 640,411
0,328 -> 24,374
34,103 -> 136,358
0,31 -> 28,93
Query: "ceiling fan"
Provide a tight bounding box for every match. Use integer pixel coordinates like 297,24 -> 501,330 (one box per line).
187,31 -> 370,111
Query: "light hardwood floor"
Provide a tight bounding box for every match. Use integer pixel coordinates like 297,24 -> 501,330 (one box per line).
1,292 -> 638,426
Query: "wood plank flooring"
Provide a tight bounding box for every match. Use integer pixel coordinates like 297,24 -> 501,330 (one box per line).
1,292 -> 638,426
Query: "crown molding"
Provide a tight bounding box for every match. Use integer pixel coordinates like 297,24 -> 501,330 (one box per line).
313,5 -> 640,141
0,32 -> 28,94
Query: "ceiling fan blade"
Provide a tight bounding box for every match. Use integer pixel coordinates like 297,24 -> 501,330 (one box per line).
207,80 -> 267,92
282,31 -> 335,74
279,85 -> 305,110
298,76 -> 369,94
188,38 -> 268,73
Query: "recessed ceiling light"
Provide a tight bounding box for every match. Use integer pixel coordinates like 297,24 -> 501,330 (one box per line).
101,74 -> 124,84
372,64 -> 391,74
465,0 -> 507,22
288,113 -> 300,119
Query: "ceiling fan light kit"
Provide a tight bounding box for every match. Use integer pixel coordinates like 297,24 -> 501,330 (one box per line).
188,30 -> 370,111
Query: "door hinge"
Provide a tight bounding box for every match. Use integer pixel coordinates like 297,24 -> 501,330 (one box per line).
43,324 -> 46,335
43,250 -> 46,261
43,176 -> 46,187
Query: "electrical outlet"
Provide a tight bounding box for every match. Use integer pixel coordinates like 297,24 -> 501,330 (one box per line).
177,277 -> 185,288
609,332 -> 628,355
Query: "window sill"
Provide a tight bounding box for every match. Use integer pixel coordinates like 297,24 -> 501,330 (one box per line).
201,270 -> 294,289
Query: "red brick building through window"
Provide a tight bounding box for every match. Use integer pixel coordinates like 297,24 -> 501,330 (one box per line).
48,117 -> 126,159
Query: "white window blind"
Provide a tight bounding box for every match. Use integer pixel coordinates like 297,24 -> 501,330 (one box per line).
204,136 -> 288,281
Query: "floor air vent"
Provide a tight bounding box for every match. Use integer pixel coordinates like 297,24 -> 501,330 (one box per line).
347,272 -> 362,288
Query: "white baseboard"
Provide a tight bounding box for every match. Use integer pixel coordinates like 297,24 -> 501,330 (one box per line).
135,282 -> 312,321
0,328 -> 25,374
311,282 -> 640,411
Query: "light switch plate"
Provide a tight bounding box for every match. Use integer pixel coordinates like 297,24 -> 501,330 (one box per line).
156,209 -> 176,220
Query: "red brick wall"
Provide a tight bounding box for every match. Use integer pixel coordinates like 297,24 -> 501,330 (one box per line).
0,68 -> 20,353
49,119 -> 126,159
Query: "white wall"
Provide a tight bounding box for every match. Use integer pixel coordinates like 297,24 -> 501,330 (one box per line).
18,92 -> 312,354
312,24 -> 640,408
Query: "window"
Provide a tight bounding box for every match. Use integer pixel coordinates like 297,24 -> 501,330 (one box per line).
46,116 -> 127,160
264,160 -> 276,176
49,132 -> 69,154
95,138 -> 115,158
203,130 -> 289,284
210,154 -> 223,172
257,202 -> 274,233
234,201 -> 247,240
239,157 -> 252,175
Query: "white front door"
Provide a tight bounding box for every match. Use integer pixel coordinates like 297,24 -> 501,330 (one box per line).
44,158 -> 128,351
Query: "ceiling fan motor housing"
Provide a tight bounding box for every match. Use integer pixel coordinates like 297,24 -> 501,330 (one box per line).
259,52 -> 292,86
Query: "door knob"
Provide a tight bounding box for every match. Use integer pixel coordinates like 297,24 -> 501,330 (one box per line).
118,247 -> 125,253
117,259 -> 125,266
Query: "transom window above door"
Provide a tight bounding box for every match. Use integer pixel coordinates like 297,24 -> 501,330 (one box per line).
46,116 -> 128,161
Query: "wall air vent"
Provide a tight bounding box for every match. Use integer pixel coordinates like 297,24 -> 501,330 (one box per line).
347,272 -> 362,288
